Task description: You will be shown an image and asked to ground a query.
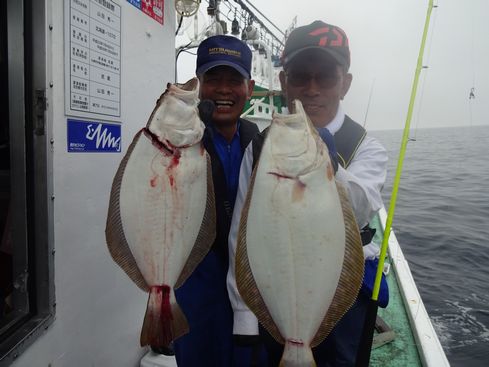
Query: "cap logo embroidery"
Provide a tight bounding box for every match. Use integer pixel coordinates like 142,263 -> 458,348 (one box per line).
309,26 -> 330,36
208,47 -> 241,58
196,35 -> 251,77
310,26 -> 329,47
309,26 -> 348,47
330,29 -> 343,46
331,28 -> 348,47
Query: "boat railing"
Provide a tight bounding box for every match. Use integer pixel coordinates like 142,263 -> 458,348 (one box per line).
378,207 -> 450,367
241,97 -> 273,118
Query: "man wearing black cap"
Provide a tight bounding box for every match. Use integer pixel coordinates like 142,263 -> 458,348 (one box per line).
227,20 -> 388,366
173,35 -> 260,367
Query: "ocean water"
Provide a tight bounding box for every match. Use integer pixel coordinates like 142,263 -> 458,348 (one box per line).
370,125 -> 489,367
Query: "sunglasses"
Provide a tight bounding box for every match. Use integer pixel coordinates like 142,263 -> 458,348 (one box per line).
286,69 -> 340,89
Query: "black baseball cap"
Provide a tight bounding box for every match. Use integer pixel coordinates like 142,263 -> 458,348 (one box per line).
196,35 -> 252,79
281,20 -> 350,70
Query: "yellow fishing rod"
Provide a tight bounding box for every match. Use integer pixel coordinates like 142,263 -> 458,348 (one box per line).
356,1 -> 435,365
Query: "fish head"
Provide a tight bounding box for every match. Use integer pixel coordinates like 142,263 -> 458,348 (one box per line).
268,100 -> 330,177
147,78 -> 205,148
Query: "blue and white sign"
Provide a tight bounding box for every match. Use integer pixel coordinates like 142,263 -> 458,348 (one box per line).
67,119 -> 121,152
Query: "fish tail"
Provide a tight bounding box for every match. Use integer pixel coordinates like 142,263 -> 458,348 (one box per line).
279,341 -> 317,367
140,285 -> 184,347
170,301 -> 189,340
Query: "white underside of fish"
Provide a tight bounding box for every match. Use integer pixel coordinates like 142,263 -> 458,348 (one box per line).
119,133 -> 207,293
246,141 -> 345,344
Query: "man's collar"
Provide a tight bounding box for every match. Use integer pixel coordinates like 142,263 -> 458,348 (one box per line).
209,120 -> 241,141
320,104 -> 345,135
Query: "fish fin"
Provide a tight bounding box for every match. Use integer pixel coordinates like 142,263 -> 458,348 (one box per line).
174,77 -> 198,91
175,152 -> 216,288
311,182 -> 365,347
171,301 -> 190,341
279,341 -> 317,367
105,130 -> 149,292
140,285 -> 189,347
236,164 -> 285,345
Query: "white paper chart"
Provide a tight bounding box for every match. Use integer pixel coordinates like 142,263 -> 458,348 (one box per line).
66,0 -> 121,119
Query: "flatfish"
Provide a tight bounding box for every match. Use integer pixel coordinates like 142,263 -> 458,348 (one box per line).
105,78 -> 216,348
236,100 -> 364,366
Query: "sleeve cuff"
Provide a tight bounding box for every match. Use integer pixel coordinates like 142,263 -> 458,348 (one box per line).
233,310 -> 259,335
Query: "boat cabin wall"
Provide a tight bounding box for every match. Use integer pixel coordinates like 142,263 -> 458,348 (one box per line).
9,0 -> 176,366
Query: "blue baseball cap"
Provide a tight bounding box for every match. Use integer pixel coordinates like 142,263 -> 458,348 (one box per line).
196,35 -> 252,79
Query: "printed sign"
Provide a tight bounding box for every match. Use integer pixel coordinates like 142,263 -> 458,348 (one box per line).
142,0 -> 164,24
65,0 -> 122,120
127,0 -> 141,9
67,119 -> 121,152
127,0 -> 164,25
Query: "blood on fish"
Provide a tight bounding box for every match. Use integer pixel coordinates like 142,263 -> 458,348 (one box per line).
292,179 -> 306,202
141,284 -> 174,347
326,163 -> 334,181
143,128 -> 174,156
267,171 -> 294,180
287,339 -> 305,346
150,176 -> 158,187
170,154 -> 180,168
158,285 -> 172,323
166,152 -> 181,187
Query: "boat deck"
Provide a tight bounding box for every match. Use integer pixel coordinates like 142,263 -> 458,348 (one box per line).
369,212 -> 449,366
370,215 -> 421,365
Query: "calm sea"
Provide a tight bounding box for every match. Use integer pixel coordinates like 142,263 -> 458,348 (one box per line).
370,125 -> 489,367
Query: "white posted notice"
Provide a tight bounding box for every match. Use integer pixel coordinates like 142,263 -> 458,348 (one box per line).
65,0 -> 121,119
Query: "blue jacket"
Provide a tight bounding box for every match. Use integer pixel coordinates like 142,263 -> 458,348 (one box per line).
174,119 -> 259,367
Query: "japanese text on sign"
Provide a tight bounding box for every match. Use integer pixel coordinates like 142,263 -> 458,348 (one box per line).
67,0 -> 121,118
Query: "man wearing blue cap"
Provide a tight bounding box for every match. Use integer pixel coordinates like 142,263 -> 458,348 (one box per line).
173,35 -> 259,367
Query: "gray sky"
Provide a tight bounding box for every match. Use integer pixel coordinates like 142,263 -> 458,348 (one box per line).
176,0 -> 488,131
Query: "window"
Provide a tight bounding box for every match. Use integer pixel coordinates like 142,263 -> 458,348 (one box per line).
0,0 -> 54,363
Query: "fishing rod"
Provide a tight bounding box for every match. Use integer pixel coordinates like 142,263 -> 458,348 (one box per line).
355,1 -> 435,365
363,78 -> 376,128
